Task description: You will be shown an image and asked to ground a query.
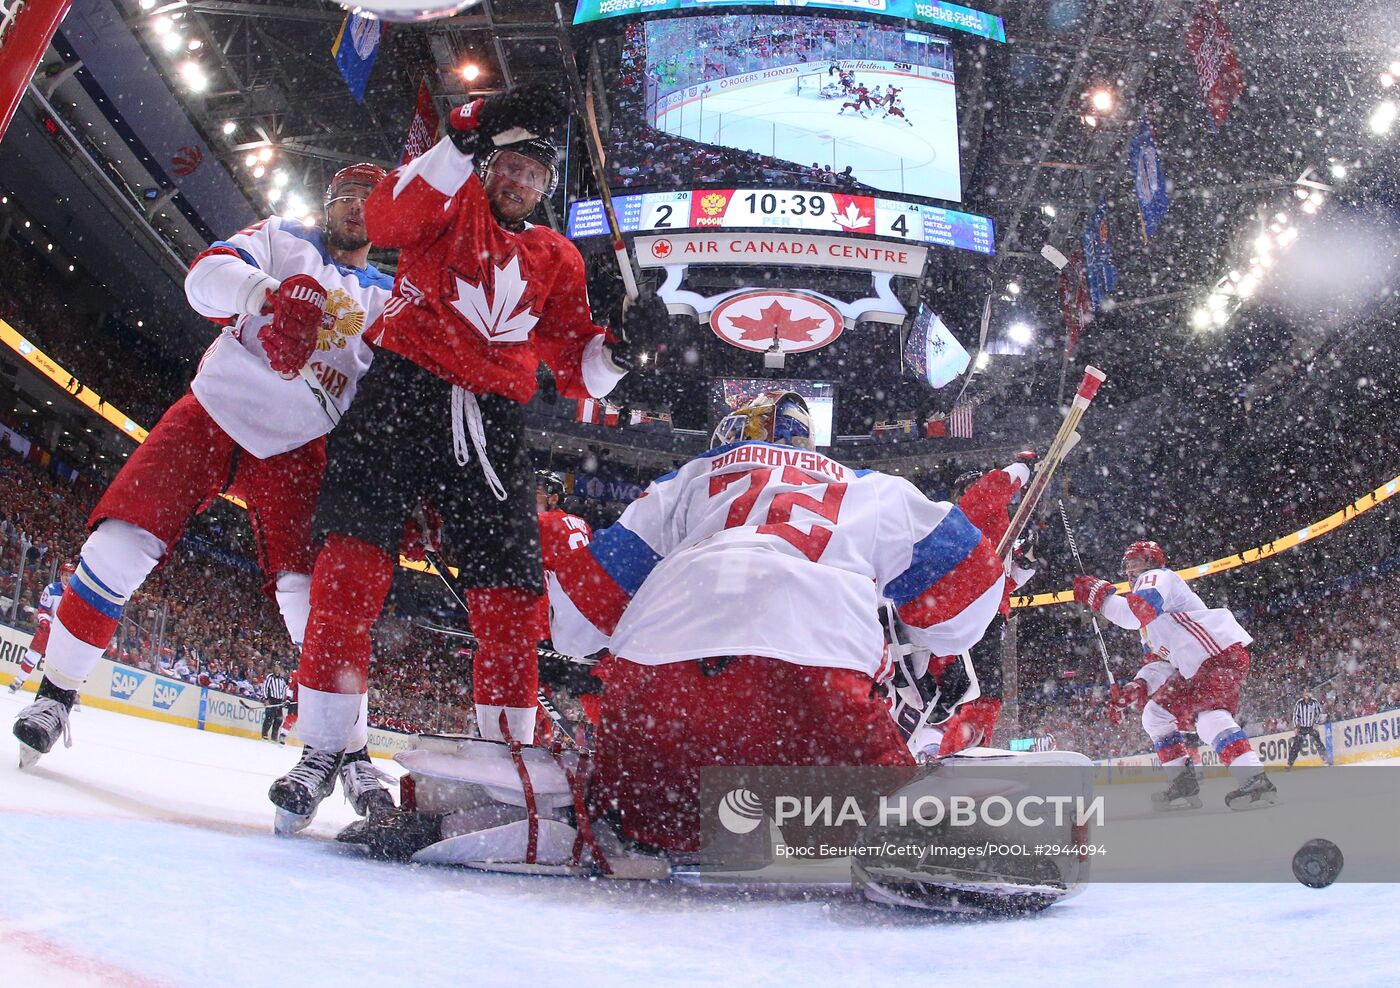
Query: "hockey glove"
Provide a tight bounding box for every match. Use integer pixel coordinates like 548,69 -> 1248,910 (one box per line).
605,293 -> 671,375
258,274 -> 327,377
1073,575 -> 1116,613
447,98 -> 486,158
450,85 -> 570,158
1105,680 -> 1148,726
937,696 -> 1002,757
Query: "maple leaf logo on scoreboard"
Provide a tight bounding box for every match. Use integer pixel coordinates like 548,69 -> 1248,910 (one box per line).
448,253 -> 540,345
710,290 -> 845,355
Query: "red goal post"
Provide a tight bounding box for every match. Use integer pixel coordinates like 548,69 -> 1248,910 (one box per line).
0,0 -> 72,142
791,70 -> 827,97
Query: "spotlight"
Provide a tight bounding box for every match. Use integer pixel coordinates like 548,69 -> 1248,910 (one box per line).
273,170 -> 289,187
187,38 -> 203,52
180,61 -> 207,92
1041,204 -> 1057,218
253,164 -> 265,179
1294,187 -> 1309,199
1191,308 -> 1211,330
1382,72 -> 1396,89
461,63 -> 481,81
267,187 -> 282,204
258,146 -> 273,163
1212,308 -> 1230,328
139,0 -> 155,8
1089,88 -> 1115,112
221,120 -> 236,135
1302,200 -> 1318,214
1369,100 -> 1396,134
974,352 -> 990,370
161,33 -> 183,54
1008,321 -> 1033,344
152,16 -> 172,35
1254,233 -> 1273,254
244,153 -> 257,167
1082,114 -> 1098,127
1329,162 -> 1347,179
1007,281 -> 1021,295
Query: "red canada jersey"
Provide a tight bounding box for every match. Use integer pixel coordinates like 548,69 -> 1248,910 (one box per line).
364,137 -> 614,404
534,509 -> 593,641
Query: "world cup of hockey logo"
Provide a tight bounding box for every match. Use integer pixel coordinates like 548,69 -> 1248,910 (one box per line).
717,787 -> 765,835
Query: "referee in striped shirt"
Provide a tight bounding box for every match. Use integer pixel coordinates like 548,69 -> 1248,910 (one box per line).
1287,691 -> 1331,769
261,665 -> 290,742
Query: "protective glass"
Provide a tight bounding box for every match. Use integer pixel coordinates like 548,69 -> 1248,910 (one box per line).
486,150 -> 553,195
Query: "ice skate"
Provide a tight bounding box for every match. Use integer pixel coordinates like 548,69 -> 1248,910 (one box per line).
13,681 -> 77,768
1224,771 -> 1278,811
338,746 -> 397,819
269,746 -> 344,834
1152,763 -> 1203,811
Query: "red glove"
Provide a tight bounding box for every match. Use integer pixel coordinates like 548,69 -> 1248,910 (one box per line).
448,99 -> 485,156
258,274 -> 326,377
1105,680 -> 1148,725
1014,449 -> 1037,465
1073,575 -> 1116,612
937,696 -> 1002,757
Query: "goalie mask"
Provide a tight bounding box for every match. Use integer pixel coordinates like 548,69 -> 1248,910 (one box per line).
712,390 -> 814,451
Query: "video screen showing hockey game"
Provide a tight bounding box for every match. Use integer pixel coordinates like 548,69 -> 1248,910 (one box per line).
604,13 -> 962,203
712,378 -> 837,447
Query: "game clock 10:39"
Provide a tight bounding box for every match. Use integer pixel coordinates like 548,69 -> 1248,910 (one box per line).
568,189 -> 995,257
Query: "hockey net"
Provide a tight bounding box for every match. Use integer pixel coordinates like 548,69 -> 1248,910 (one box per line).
791,71 -> 827,97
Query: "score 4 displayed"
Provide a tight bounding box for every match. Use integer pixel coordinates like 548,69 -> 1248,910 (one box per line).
568,189 -> 995,256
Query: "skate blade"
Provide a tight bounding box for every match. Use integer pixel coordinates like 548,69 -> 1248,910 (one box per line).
273,807 -> 316,836
17,744 -> 41,769
1226,791 -> 1279,812
1151,795 -> 1202,811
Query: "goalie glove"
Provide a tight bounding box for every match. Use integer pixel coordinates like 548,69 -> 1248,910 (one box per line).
258,274 -> 327,377
449,84 -> 570,159
1073,575 -> 1116,613
1105,679 -> 1148,726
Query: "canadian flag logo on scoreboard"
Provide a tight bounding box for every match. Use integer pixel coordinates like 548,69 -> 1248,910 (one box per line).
830,194 -> 876,234
709,290 -> 845,355
691,190 -> 736,227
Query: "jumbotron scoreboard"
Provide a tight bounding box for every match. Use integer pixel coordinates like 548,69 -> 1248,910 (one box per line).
566,188 -> 994,256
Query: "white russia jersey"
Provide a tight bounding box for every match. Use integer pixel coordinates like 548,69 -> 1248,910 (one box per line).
185,217 -> 393,458
550,441 -> 1005,678
1105,567 -> 1252,679
37,580 -> 63,622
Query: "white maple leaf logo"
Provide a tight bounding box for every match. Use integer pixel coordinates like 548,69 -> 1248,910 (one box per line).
832,201 -> 872,229
449,253 -> 539,344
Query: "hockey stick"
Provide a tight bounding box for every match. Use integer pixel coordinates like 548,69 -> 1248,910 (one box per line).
1057,499 -> 1116,687
239,698 -> 287,713
412,618 -> 598,668
298,365 -> 341,427
996,366 -> 1106,558
553,2 -> 640,301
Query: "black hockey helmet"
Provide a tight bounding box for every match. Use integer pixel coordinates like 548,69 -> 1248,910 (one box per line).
951,469 -> 981,501
535,471 -> 566,500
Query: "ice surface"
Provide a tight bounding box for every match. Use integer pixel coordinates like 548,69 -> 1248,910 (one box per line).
654,73 -> 961,202
4,691 -> 1398,988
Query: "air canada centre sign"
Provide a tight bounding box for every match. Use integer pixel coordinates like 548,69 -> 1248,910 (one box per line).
636,232 -> 927,277
710,290 -> 844,354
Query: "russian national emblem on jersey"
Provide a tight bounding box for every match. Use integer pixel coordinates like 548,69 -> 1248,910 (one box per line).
316,288 -> 369,352
448,252 -> 540,345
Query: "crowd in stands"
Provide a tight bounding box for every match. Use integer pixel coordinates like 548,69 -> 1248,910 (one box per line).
0,449 -> 470,734
0,238 -> 189,430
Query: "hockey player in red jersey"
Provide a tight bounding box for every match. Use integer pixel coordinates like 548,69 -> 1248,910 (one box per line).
267,85 -> 661,832
7,563 -> 73,694
1077,540 -> 1278,810
532,472 -> 593,647
12,166 -> 393,772
839,84 -> 875,115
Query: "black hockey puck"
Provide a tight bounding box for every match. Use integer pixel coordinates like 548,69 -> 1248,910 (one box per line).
1292,838 -> 1343,888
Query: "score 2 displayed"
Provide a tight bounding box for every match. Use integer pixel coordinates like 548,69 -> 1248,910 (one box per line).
566,188 -> 995,256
